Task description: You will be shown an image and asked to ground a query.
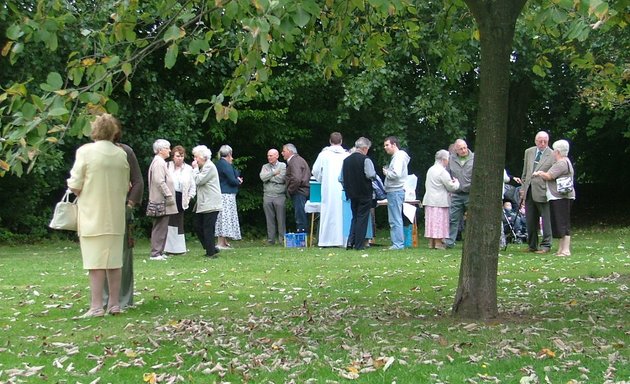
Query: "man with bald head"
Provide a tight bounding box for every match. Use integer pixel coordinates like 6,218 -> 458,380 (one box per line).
520,131 -> 554,253
445,139 -> 474,248
259,148 -> 287,245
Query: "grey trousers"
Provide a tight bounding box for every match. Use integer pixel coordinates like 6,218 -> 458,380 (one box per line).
104,207 -> 134,309
446,192 -> 469,247
263,194 -> 286,244
150,215 -> 170,257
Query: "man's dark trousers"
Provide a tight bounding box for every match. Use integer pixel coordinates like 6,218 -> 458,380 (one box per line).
348,197 -> 372,250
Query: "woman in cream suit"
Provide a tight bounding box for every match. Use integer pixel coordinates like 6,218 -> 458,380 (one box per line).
67,114 -> 130,318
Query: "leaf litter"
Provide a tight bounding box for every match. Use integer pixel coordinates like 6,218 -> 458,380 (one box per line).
1,244 -> 629,383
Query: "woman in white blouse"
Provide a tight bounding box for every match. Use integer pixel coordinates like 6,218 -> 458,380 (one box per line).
164,145 -> 196,254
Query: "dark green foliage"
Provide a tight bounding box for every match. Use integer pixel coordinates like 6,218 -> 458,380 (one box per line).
0,148 -> 67,242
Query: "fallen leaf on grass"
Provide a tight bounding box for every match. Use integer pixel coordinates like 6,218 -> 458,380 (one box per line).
143,372 -> 157,384
538,348 -> 555,358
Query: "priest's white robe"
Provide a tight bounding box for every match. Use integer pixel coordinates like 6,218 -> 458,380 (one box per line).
312,145 -> 349,246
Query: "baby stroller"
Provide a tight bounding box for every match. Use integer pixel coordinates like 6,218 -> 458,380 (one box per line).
500,185 -> 528,250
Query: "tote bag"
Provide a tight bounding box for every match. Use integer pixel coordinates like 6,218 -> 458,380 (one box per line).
49,189 -> 78,231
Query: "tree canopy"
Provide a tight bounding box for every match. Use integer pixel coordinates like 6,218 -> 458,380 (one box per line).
1,0 -> 628,319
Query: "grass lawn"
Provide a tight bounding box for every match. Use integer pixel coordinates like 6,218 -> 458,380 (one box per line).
0,227 -> 628,383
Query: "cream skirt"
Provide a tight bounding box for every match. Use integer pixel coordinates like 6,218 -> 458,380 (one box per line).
80,235 -> 124,269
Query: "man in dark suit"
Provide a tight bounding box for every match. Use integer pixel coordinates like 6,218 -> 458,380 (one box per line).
104,122 -> 144,310
519,131 -> 554,253
282,143 -> 311,233
341,137 -> 376,250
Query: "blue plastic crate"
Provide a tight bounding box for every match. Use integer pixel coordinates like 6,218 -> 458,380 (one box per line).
285,232 -> 307,248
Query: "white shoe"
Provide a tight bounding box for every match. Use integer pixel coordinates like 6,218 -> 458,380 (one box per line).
216,245 -> 233,250
150,255 -> 168,261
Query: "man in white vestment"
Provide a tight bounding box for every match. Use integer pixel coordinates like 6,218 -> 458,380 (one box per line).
312,132 -> 349,247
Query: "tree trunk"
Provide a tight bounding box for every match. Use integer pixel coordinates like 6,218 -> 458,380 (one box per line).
452,0 -> 527,320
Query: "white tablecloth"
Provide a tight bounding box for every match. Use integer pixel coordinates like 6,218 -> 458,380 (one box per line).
305,201 -> 321,213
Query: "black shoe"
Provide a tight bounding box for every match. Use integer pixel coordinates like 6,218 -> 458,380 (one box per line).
205,253 -> 218,259
346,244 -> 354,250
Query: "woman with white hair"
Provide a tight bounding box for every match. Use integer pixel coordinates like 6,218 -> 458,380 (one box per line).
191,145 -> 223,258
215,145 -> 243,249
422,149 -> 460,249
532,139 -> 575,256
147,139 -> 178,261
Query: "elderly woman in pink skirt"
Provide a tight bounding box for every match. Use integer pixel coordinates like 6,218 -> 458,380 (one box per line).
422,150 -> 460,249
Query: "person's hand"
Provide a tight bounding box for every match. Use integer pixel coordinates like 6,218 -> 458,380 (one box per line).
166,196 -> 176,206
238,176 -> 244,184
192,160 -> 198,169
512,177 -> 522,184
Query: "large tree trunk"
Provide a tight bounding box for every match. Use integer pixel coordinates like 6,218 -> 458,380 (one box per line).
452,0 -> 527,320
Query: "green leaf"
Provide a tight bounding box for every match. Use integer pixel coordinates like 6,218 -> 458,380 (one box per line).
124,79 -> 132,94
70,67 -> 84,86
188,38 -> 209,54
79,92 -> 102,104
40,72 -> 64,92
293,6 -> 311,27
104,55 -> 120,68
532,64 -> 546,78
122,62 -> 132,76
6,24 -> 23,40
301,0 -> 321,15
125,28 -> 136,42
21,103 -> 37,119
165,43 -> 178,69
31,95 -> 45,111
224,1 -> 239,22
163,25 -> 184,42
48,107 -> 69,116
82,119 -> 93,137
228,107 -> 238,123
105,99 -> 119,114
368,0 -> 386,9
202,106 -> 211,122
259,33 -> 269,53
46,72 -> 64,90
70,115 -> 86,136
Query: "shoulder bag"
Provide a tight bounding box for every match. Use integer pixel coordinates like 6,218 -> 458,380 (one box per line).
556,160 -> 574,194
146,164 -> 167,217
